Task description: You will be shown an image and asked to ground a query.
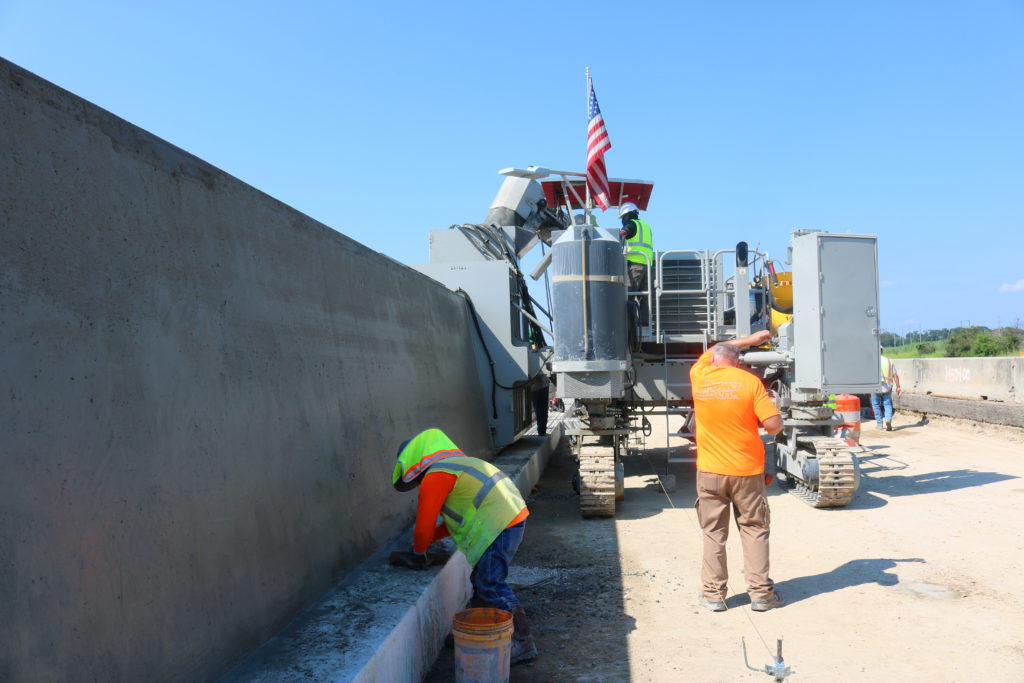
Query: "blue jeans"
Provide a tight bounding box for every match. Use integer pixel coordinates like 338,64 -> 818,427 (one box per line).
470,521 -> 525,612
870,392 -> 893,425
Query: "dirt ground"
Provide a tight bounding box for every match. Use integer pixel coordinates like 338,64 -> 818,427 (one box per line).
426,411 -> 1024,682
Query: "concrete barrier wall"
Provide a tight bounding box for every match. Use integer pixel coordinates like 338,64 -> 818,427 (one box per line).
895,393 -> 1024,428
892,357 -> 1022,404
0,59 -> 492,682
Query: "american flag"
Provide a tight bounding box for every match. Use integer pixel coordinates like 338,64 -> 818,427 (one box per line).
586,79 -> 612,210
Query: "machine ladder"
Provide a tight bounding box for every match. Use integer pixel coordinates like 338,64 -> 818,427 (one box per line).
658,342 -> 696,466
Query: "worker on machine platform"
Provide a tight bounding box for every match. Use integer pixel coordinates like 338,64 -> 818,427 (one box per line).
690,330 -> 786,613
392,428 -> 538,664
619,201 -> 654,326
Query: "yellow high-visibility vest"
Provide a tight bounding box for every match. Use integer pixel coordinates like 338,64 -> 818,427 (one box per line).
880,356 -> 896,387
429,456 -> 525,566
626,219 -> 654,266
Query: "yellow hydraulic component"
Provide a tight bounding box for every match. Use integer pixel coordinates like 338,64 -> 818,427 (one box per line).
770,271 -> 793,311
769,270 -> 794,335
771,307 -> 793,335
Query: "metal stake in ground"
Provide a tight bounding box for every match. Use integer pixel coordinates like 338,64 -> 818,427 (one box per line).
743,637 -> 795,682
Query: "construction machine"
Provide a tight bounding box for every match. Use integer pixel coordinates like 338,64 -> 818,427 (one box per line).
417,167 -> 882,517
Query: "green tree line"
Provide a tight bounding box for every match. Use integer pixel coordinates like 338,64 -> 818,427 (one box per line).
882,325 -> 1023,357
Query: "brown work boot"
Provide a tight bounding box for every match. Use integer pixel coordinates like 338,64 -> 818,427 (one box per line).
510,606 -> 538,664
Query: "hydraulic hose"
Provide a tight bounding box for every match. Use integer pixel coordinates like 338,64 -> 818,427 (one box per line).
457,288 -> 514,420
455,223 -> 546,348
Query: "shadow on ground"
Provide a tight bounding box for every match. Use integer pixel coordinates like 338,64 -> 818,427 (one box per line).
619,445 -> 854,519
862,468 -> 1018,497
424,440 -> 636,682
862,415 -> 930,432
858,447 -> 911,471
762,558 -> 926,608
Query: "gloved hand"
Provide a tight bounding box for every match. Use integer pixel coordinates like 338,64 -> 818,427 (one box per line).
387,550 -> 431,570
764,473 -> 774,486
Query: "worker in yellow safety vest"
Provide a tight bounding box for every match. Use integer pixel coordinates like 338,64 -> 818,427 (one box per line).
393,428 -> 537,664
619,202 -> 654,326
871,346 -> 902,431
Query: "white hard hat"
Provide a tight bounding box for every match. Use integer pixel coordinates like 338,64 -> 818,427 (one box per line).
618,202 -> 638,218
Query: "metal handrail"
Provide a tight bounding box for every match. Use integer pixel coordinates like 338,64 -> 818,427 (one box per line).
710,248 -> 772,337
656,249 -> 709,294
655,249 -> 709,341
623,248 -> 653,299
624,248 -> 654,331
512,301 -> 554,337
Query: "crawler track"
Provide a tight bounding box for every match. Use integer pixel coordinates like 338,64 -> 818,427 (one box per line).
780,435 -> 860,508
578,444 -> 616,517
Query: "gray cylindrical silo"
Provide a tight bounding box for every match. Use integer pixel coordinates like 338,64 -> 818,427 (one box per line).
550,225 -> 628,399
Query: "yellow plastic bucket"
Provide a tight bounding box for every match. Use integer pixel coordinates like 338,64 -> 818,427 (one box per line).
452,607 -> 514,683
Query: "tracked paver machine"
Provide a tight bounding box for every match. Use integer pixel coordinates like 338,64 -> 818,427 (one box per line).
418,167 -> 883,517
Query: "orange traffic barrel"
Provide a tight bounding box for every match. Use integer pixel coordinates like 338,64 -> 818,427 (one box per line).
834,394 -> 861,446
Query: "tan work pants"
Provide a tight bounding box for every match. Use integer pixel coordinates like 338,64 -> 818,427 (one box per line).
695,469 -> 774,603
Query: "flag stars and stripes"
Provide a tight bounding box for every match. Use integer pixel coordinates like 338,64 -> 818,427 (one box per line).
586,80 -> 612,210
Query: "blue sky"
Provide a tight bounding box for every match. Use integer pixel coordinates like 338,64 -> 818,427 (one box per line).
3,1 -> 1022,335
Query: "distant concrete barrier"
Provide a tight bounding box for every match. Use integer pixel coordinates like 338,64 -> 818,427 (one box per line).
892,358 -> 1021,404
895,393 -> 1024,429
890,357 -> 1023,428
1,58 -> 492,682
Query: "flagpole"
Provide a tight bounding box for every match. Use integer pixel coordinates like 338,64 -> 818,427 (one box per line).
585,67 -> 592,222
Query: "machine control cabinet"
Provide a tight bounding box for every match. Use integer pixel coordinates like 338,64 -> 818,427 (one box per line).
791,232 -> 882,394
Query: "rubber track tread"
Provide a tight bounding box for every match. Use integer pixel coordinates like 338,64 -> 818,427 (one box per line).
579,445 -> 616,518
781,436 -> 859,508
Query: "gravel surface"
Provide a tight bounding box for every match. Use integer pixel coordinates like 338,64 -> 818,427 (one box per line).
427,412 -> 1024,681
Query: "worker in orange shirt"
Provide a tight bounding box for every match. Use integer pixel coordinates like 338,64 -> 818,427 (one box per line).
392,428 -> 537,664
689,329 -> 785,613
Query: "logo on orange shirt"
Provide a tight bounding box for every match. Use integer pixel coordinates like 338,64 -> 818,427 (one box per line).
693,381 -> 741,400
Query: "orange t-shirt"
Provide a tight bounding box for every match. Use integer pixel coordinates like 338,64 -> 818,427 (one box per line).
689,350 -> 780,476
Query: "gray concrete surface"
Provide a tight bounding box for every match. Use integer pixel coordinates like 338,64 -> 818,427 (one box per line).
893,357 -> 1022,404
426,413 -> 1024,682
1,58 -> 493,682
221,425 -> 562,682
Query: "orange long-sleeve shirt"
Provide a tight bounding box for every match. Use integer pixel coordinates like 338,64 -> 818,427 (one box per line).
413,471 -> 529,554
